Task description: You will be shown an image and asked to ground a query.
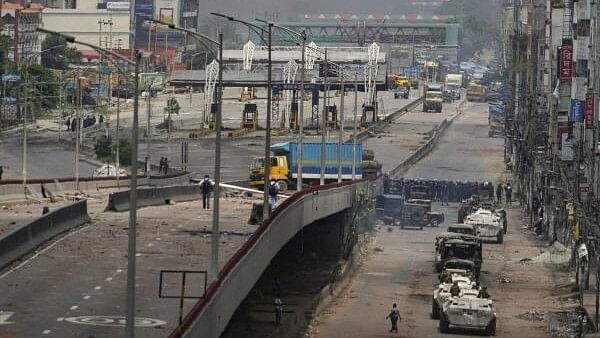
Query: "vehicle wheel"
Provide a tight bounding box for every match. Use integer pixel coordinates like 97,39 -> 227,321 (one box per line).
277,180 -> 288,193
503,224 -> 507,234
439,314 -> 449,333
497,233 -> 503,244
486,318 -> 496,336
431,298 -> 440,319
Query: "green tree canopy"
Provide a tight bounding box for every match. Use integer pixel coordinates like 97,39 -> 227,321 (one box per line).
41,34 -> 81,70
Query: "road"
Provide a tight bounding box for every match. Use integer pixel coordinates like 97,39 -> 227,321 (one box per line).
0,134 -> 97,180
0,90 -> 415,182
0,195 -> 263,338
310,102 -> 562,337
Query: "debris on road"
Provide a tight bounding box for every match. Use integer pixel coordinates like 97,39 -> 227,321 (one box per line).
516,309 -> 545,321
497,276 -> 512,283
528,242 -> 571,265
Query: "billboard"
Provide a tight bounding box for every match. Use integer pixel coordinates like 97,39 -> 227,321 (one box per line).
134,0 -> 154,48
154,0 -> 179,29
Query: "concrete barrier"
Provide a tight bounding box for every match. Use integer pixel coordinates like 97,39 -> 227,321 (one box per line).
107,184 -> 201,212
0,200 -> 90,270
353,97 -> 423,143
0,173 -> 191,203
390,101 -> 465,176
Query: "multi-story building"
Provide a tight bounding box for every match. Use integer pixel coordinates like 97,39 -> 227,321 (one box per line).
0,2 -> 43,63
41,0 -> 130,52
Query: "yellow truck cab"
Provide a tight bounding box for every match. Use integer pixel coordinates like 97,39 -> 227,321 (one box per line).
249,156 -> 290,192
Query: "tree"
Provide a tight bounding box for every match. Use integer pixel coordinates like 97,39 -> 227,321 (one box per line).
94,135 -> 113,159
117,139 -> 132,166
41,35 -> 81,70
0,35 -> 10,75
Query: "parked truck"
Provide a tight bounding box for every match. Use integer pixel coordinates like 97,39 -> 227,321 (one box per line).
444,74 -> 462,100
423,83 -> 443,113
248,142 -> 363,192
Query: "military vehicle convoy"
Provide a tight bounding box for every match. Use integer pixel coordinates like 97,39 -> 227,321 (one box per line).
430,207 -> 502,335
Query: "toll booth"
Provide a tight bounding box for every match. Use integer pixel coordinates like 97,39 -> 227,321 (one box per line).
209,103 -> 218,130
289,102 -> 299,130
241,103 -> 258,130
239,87 -> 256,102
362,103 -> 377,125
326,105 -> 338,129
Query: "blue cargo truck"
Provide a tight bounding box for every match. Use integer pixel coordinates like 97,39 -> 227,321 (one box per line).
248,142 -> 363,192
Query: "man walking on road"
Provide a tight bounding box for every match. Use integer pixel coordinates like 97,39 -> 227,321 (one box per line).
386,303 -> 401,333
268,179 -> 280,211
200,175 -> 213,209
505,183 -> 513,206
496,183 -> 503,203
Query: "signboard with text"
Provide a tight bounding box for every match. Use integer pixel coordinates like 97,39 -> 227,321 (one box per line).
585,93 -> 595,129
560,44 -> 573,82
568,99 -> 584,122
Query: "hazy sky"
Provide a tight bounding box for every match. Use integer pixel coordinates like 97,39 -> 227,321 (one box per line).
199,0 -> 422,20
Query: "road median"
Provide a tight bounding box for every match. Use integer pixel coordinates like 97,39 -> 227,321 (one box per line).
0,200 -> 90,271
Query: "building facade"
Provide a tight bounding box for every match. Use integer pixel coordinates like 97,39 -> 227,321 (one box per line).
0,2 -> 43,63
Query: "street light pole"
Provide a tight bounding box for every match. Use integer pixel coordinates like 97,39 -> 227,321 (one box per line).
338,67 -> 344,183
210,13 -> 272,215
126,50 -> 141,338
37,30 -> 142,338
298,31 -> 306,191
263,23 -> 272,216
148,20 -> 224,282
210,33 -> 223,281
352,73 -> 358,180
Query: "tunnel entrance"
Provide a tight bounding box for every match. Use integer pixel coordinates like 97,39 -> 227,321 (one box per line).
221,208 -> 365,338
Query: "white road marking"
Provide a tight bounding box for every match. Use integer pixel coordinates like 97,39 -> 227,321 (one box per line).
83,295 -> 91,300
0,225 -> 90,280
147,243 -> 154,247
56,317 -> 64,322
366,272 -> 392,277
42,329 -> 51,334
64,316 -> 166,327
0,311 -> 15,325
116,269 -> 123,273
70,305 -> 79,310
94,286 -> 102,290
135,253 -> 142,257
105,277 -> 113,282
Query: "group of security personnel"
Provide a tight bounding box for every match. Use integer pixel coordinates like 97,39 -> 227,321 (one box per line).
383,176 -> 496,203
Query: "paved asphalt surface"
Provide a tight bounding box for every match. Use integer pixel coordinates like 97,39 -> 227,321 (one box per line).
0,135 -> 97,180
0,91 -> 414,182
311,101 -> 554,337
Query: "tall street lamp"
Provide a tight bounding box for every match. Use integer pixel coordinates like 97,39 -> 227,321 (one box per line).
211,12 -> 272,217
150,19 -> 224,283
38,28 -> 141,338
255,19 -> 307,191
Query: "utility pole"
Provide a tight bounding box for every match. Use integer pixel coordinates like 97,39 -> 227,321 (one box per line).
320,48 -> 328,185
337,67 -> 344,183
75,65 -> 82,190
146,87 -> 151,177
352,73 -> 358,180
22,72 -> 28,188
116,71 -> 121,189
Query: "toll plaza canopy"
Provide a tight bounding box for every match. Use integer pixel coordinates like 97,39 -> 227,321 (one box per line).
168,68 -> 388,89
168,46 -> 388,89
